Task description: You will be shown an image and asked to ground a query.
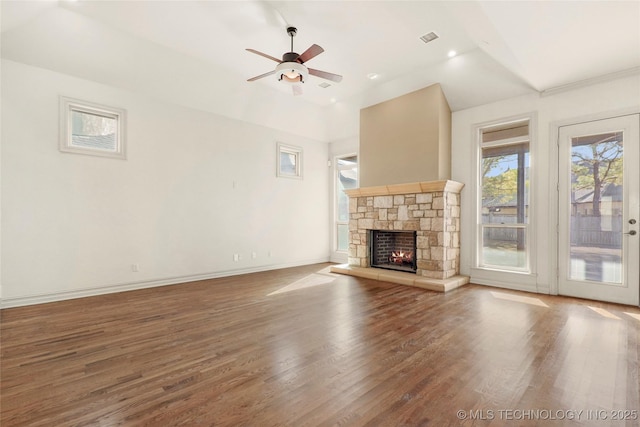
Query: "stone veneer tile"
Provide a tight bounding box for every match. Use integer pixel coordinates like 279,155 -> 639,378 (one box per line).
416,193 -> 432,203
399,205 -> 409,220
403,220 -> 420,231
373,196 -> 393,208
349,198 -> 358,213
432,197 -> 444,210
358,218 -> 374,230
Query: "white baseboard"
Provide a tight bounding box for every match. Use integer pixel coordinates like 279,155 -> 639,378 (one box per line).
470,277 -> 539,294
0,257 -> 331,309
330,253 -> 348,264
535,284 -> 551,294
470,275 -> 551,296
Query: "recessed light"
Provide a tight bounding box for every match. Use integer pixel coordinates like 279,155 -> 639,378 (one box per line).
367,73 -> 379,80
330,98 -> 337,103
448,50 -> 457,58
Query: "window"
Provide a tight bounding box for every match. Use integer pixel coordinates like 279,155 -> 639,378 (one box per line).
478,119 -> 531,271
59,96 -> 126,159
336,154 -> 358,251
277,143 -> 303,179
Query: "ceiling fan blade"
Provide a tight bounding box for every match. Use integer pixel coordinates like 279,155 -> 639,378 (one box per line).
308,68 -> 343,83
298,44 -> 324,63
246,49 -> 281,63
247,70 -> 276,82
292,85 -> 303,96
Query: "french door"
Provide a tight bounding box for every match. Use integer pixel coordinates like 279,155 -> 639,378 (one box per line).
558,114 -> 639,306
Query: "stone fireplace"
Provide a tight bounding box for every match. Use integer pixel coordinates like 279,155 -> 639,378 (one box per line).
331,180 -> 469,292
330,84 -> 468,291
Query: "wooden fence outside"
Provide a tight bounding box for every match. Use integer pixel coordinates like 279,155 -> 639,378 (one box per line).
482,214 -> 622,248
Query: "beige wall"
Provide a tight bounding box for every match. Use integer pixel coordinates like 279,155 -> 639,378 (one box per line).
438,87 -> 452,180
359,84 -> 451,187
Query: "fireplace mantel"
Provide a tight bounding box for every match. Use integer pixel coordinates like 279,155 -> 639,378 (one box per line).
332,179 -> 469,292
344,180 -> 464,198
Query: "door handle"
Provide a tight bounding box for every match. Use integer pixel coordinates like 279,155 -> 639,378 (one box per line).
624,230 -> 637,236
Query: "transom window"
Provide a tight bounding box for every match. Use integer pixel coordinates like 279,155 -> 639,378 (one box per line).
59,96 -> 126,159
277,143 -> 303,179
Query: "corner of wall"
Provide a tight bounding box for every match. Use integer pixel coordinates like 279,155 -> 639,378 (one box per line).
438,86 -> 452,180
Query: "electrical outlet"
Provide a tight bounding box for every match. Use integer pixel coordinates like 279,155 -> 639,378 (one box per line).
132,264 -> 139,272
233,254 -> 239,262
252,252 -> 257,259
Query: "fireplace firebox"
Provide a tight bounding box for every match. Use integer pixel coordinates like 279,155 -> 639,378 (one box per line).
369,230 -> 417,273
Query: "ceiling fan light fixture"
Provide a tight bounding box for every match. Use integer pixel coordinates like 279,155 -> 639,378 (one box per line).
276,61 -> 308,84
246,27 -> 342,91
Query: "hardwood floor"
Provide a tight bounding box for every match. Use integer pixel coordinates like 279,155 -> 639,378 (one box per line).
2,263 -> 639,426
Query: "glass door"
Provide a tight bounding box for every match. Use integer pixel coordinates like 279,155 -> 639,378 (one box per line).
558,115 -> 639,305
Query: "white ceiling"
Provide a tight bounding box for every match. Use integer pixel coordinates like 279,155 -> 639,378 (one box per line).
2,0 -> 639,113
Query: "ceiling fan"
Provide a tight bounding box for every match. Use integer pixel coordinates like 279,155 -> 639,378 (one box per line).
246,27 -> 343,95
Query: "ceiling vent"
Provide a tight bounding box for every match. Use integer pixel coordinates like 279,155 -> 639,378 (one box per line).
319,82 -> 331,88
420,32 -> 439,44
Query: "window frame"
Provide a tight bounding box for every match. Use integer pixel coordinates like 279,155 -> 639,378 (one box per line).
276,142 -> 303,179
334,153 -> 358,253
474,115 -> 535,274
59,96 -> 127,160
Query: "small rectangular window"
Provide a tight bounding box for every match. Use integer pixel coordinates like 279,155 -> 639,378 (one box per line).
59,96 -> 126,159
277,143 -> 303,179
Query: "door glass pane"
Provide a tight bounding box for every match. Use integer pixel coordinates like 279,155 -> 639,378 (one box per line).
481,226 -> 527,268
569,132 -> 623,283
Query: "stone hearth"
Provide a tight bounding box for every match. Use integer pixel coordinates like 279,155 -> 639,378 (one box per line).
331,180 -> 469,292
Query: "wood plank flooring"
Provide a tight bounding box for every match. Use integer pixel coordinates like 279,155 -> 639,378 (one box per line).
2,263 -> 639,426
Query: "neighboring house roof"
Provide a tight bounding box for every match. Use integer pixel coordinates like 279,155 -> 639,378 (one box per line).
573,183 -> 623,203
483,195 -> 517,209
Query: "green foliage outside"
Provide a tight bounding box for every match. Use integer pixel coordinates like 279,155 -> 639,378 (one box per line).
571,139 -> 623,217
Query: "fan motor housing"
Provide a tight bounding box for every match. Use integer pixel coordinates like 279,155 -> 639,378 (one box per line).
282,52 -> 299,63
